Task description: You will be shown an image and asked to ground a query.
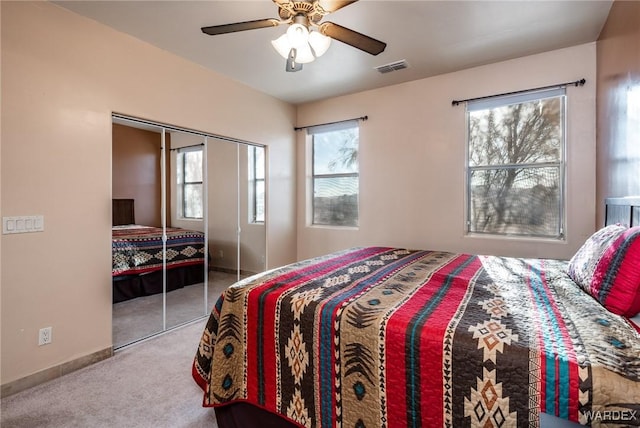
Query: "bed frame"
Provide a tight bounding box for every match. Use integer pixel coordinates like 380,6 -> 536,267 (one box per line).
605,196 -> 640,227
112,198 -> 135,226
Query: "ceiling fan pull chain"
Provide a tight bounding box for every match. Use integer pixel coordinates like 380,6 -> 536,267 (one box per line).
286,48 -> 303,72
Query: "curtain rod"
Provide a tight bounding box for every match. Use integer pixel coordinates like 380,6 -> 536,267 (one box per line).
169,143 -> 204,151
294,115 -> 368,131
451,78 -> 586,107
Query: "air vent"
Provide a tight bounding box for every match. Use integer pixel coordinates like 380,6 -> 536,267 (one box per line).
374,60 -> 409,74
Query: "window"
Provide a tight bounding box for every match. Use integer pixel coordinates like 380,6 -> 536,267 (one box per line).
310,122 -> 359,227
248,145 -> 265,223
466,87 -> 565,238
177,147 -> 203,219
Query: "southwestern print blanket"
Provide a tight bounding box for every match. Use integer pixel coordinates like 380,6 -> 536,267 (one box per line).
112,226 -> 206,276
192,247 -> 640,427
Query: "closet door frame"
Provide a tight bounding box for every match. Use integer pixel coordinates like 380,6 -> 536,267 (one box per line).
111,113 -> 266,347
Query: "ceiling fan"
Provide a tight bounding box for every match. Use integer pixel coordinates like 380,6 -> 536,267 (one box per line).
201,0 -> 387,72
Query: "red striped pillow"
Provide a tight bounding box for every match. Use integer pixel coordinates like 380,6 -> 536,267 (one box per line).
592,227 -> 640,316
569,225 -> 640,317
568,225 -> 627,292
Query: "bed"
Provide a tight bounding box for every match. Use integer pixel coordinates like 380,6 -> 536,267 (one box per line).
112,199 -> 207,303
193,198 -> 640,427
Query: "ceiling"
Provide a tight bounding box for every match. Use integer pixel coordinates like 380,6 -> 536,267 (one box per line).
53,0 -> 612,105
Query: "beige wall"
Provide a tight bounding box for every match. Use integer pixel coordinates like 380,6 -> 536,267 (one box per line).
0,1 -> 296,386
297,43 -> 597,261
112,124 -> 163,227
596,0 -> 640,225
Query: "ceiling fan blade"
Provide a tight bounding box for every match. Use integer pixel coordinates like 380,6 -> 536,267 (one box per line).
319,22 -> 386,56
316,0 -> 358,13
201,19 -> 280,36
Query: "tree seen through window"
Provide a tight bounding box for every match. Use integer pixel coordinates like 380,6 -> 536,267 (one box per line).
467,89 -> 565,237
312,125 -> 359,227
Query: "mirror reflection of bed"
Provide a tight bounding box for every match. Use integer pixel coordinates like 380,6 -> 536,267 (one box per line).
111,118 -> 266,349
111,198 -> 229,347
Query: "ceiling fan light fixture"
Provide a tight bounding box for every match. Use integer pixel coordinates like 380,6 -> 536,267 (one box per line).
272,28 -> 331,63
308,31 -> 331,57
293,42 -> 315,64
272,33 -> 293,59
286,23 -> 309,48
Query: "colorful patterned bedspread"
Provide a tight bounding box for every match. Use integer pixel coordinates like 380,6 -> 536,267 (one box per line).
192,247 -> 640,427
112,225 -> 206,276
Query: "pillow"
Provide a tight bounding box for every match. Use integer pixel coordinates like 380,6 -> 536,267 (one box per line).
568,225 -> 627,290
568,225 -> 640,317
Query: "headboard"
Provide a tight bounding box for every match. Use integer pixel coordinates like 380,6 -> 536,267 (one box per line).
605,196 -> 640,227
112,199 -> 135,226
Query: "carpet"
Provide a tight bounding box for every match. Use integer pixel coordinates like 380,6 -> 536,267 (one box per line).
1,319 -> 218,428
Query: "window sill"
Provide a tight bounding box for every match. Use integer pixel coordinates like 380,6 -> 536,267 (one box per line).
464,232 -> 566,244
308,224 -> 359,231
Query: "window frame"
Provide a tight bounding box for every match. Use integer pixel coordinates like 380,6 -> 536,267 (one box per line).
308,121 -> 360,228
464,87 -> 567,239
177,146 -> 204,220
248,145 -> 265,224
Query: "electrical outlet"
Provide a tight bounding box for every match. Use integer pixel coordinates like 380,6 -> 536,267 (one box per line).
218,249 -> 224,259
38,327 -> 52,346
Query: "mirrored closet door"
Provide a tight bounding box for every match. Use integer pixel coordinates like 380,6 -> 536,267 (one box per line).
111,115 -> 266,348
165,130 -> 209,330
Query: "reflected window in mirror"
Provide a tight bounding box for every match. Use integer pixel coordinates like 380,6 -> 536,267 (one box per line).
177,146 -> 203,219
249,145 -> 265,223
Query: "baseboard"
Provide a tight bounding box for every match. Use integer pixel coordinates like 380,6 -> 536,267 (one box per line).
210,266 -> 257,277
1,347 -> 113,398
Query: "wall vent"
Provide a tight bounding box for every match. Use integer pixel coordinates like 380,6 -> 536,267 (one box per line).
374,60 -> 409,74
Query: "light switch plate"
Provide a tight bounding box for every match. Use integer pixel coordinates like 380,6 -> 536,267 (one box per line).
3,215 -> 45,234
